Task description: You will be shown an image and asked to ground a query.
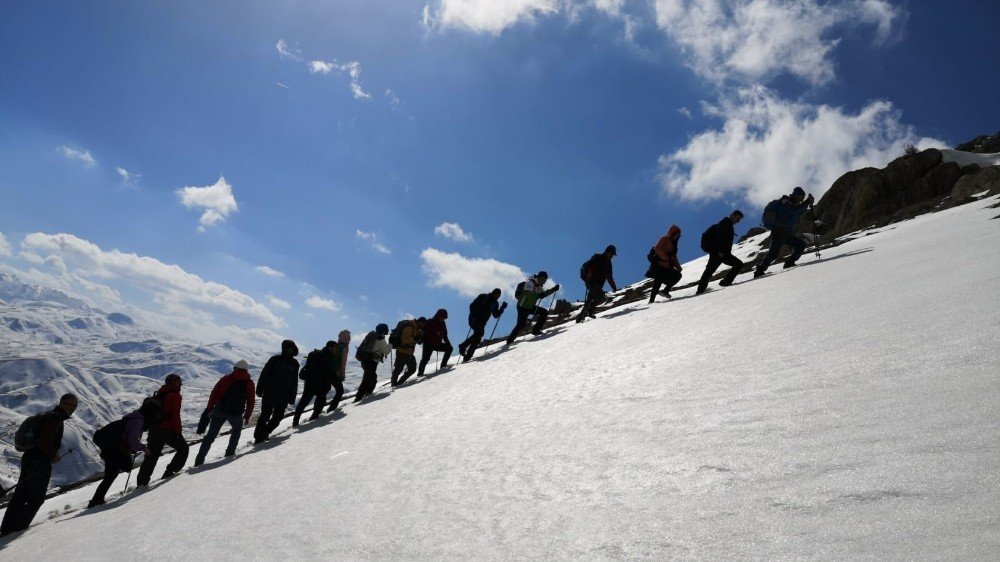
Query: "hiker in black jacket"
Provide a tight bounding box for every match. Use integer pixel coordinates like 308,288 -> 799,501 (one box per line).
458,289 -> 507,362
1,394 -> 78,537
697,210 -> 745,294
576,245 -> 617,323
292,338 -> 346,427
253,340 -> 300,444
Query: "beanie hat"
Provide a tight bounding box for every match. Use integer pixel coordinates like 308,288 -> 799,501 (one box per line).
792,186 -> 806,197
165,373 -> 182,385
605,244 -> 617,256
376,323 -> 389,336
234,359 -> 249,371
537,271 -> 548,279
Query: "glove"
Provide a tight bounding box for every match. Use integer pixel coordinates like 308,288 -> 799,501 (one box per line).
553,284 -> 560,291
500,302 -> 508,311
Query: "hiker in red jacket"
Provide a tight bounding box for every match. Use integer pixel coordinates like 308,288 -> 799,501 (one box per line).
136,374 -> 189,486
417,309 -> 453,376
194,360 -> 256,466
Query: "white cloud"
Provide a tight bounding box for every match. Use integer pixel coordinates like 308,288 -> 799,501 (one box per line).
678,106 -> 693,119
356,230 -> 391,255
116,166 -> 140,186
254,265 -> 285,278
176,176 -> 239,231
276,39 -> 303,61
385,89 -> 401,108
420,248 -> 525,298
306,295 -> 341,312
434,222 -> 475,243
57,146 -> 97,168
266,295 -> 292,310
19,232 -> 286,329
309,59 -> 371,100
427,0 -> 561,35
308,60 -> 336,75
657,86 -> 945,207
653,0 -> 903,86
0,232 -> 12,257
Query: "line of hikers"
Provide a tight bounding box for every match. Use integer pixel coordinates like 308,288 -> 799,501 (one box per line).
1,186 -> 816,538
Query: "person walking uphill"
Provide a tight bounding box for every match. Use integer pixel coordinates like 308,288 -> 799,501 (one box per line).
292,335 -> 349,426
88,400 -> 160,508
576,245 -> 618,323
194,360 -> 255,466
136,374 -> 188,486
697,211 -> 745,294
354,324 -> 391,402
460,289 -> 507,361
392,317 -> 425,386
418,309 -> 453,376
647,226 -> 683,303
253,340 -> 299,444
506,274 -> 559,344
755,187 -> 814,277
1,393 -> 78,537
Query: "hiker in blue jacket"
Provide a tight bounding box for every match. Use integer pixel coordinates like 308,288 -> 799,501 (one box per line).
755,187 -> 814,277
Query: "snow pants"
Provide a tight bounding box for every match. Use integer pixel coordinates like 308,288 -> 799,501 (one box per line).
91,449 -> 132,504
293,382 -> 329,424
195,409 -> 242,463
506,306 -> 547,344
757,228 -> 806,273
392,352 -> 417,385
697,252 -> 744,293
137,428 -> 189,484
418,342 -> 453,376
253,398 -> 288,443
0,449 -> 51,536
354,359 -> 379,402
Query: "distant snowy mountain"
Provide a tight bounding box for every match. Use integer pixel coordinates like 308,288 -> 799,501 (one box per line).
2,193 -> 997,558
0,273 -> 279,486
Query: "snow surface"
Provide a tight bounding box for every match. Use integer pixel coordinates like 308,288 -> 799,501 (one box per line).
2,197 -> 999,559
939,148 -> 1000,169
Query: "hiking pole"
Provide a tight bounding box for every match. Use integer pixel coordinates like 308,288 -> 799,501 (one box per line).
0,448 -> 76,499
123,453 -> 137,493
810,204 -> 821,260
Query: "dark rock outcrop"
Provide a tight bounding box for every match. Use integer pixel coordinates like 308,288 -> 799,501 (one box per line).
955,131 -> 1000,154
952,166 -> 1000,199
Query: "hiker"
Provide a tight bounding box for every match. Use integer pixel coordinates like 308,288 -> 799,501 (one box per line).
647,226 -> 683,303
193,360 -> 256,466
292,335 -> 349,426
136,374 -> 188,486
459,290 -> 507,361
354,324 -> 391,402
391,317 -> 426,386
253,340 -> 300,444
576,245 -> 618,322
88,401 -> 160,508
696,210 -> 745,294
756,187 -> 815,277
506,274 -> 559,344
0,394 -> 78,537
417,309 -> 453,376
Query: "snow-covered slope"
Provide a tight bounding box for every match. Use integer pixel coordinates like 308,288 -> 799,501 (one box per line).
2,196 -> 999,558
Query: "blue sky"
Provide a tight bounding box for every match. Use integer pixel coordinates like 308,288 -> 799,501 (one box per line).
1,0 -> 998,352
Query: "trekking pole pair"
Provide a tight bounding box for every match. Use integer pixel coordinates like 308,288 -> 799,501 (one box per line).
481,305 -> 506,355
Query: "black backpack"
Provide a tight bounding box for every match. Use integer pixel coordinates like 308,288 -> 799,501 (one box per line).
299,349 -> 322,380
355,333 -> 375,362
700,223 -> 718,253
388,320 -> 409,349
92,418 -> 127,451
646,246 -> 657,263
514,282 -> 526,300
762,199 -> 781,229
217,379 -> 249,416
142,391 -> 166,425
13,412 -> 53,452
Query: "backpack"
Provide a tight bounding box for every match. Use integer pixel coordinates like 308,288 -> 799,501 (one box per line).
92,418 -> 127,451
216,379 -> 249,416
388,320 -> 409,349
762,199 -> 781,229
13,412 -> 52,452
299,349 -> 321,380
646,246 -> 657,263
514,281 -> 526,300
141,391 -> 166,426
700,223 -> 718,253
355,333 -> 375,362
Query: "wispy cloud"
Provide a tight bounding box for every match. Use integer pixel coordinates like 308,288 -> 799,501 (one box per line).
653,0 -> 903,86
116,166 -> 140,186
385,88 -> 401,109
176,176 -> 239,232
677,107 -> 693,119
306,295 -> 341,312
275,81 -> 291,90
57,146 -> 97,168
420,248 -> 524,298
254,265 -> 285,278
433,222 -> 474,243
19,232 -> 286,328
356,230 -> 391,254
657,86 -> 944,206
276,39 -> 303,61
266,295 -> 292,310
